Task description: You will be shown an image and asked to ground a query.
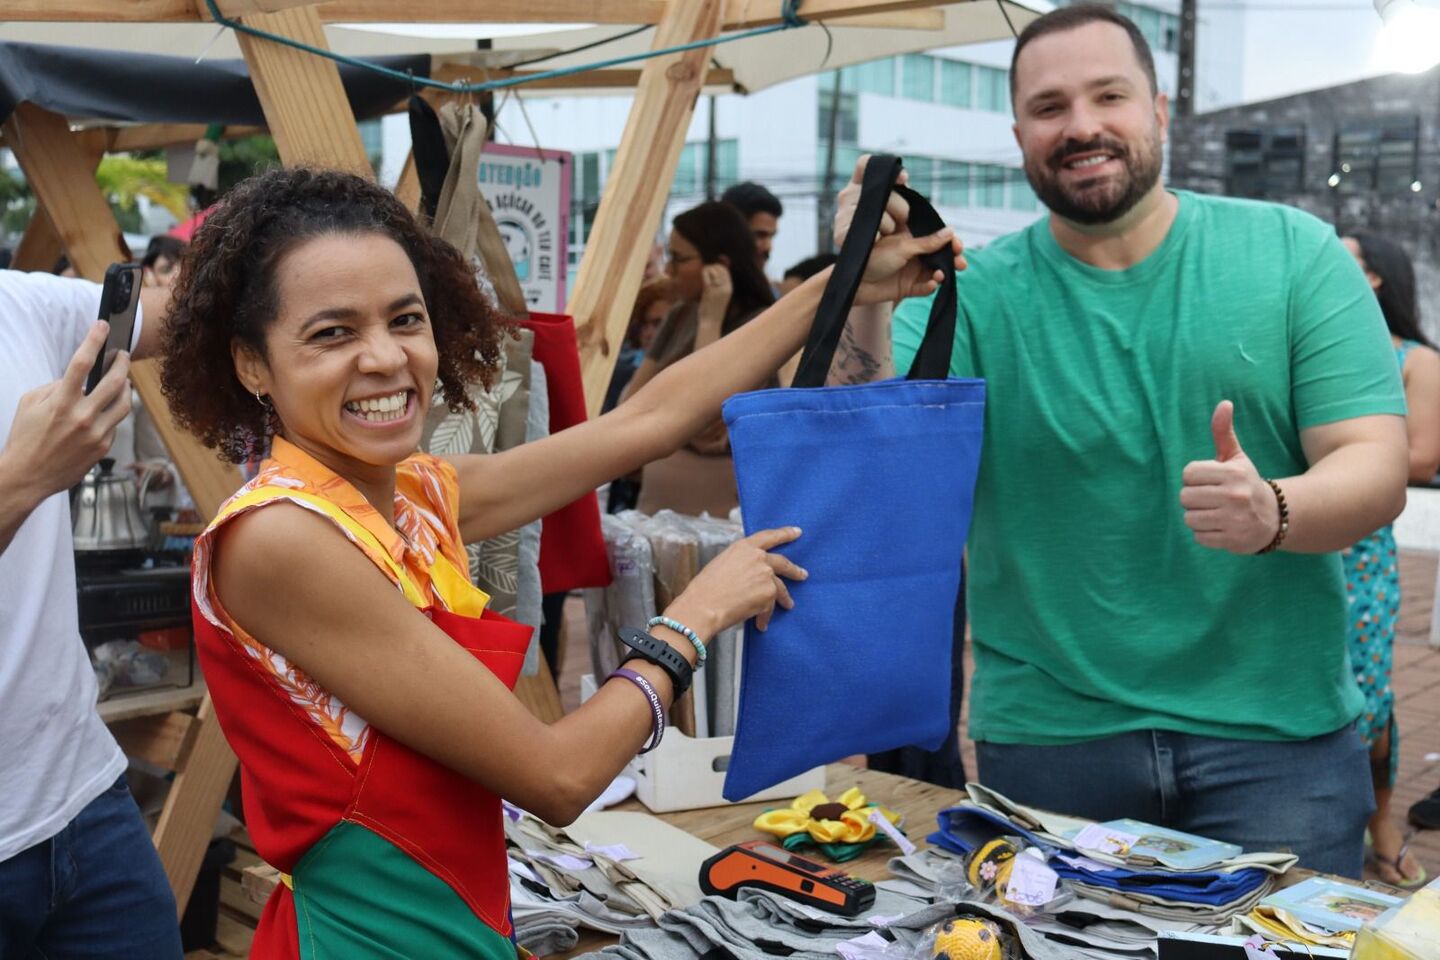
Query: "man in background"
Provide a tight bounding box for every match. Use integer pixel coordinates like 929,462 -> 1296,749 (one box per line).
721,181 -> 783,270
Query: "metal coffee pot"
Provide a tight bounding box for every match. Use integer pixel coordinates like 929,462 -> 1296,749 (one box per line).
72,458 -> 151,552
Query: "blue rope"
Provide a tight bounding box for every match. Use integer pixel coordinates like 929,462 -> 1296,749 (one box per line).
203,0 -> 808,94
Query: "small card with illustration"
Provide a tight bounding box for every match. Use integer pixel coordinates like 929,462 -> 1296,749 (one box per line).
1068,819 -> 1243,869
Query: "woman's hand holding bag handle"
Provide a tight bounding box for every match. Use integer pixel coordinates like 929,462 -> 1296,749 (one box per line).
793,155 -> 961,390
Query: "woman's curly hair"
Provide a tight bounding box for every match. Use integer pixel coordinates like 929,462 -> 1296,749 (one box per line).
161,166 -> 510,464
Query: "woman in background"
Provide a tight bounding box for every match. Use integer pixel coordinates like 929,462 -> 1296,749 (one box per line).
1340,231 -> 1440,888
621,202 -> 775,517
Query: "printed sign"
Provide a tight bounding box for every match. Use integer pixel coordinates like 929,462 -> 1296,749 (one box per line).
478,143 -> 571,313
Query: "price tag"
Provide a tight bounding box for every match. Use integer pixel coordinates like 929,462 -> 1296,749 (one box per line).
529,850 -> 594,871
1004,852 -> 1059,907
1072,823 -> 1141,856
867,810 -> 917,856
1055,852 -> 1112,872
835,931 -> 892,960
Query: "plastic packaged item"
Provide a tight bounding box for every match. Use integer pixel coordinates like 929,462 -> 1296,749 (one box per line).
91,638 -> 170,687
931,917 -> 1005,960
590,514 -> 658,681
908,915 -> 1024,960
958,838 -> 1069,917
932,857 -> 978,904
1350,874 -> 1440,960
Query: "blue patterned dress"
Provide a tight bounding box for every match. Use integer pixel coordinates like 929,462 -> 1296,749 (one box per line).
1341,340 -> 1415,786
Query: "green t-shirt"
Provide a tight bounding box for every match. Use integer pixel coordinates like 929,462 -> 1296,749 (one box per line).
893,191 -> 1404,745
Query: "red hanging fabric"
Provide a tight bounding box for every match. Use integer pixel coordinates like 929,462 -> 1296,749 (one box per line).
521,312 -> 612,593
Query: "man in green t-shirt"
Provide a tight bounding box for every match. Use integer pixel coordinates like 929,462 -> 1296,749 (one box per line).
831,6 -> 1408,878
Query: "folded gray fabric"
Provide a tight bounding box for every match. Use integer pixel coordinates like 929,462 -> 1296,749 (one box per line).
514,913 -> 579,955
581,890 -> 1072,960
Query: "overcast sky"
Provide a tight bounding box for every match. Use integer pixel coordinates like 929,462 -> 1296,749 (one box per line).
1233,1 -> 1393,102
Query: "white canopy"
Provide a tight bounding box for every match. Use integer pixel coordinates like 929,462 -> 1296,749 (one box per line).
0,0 -> 1049,95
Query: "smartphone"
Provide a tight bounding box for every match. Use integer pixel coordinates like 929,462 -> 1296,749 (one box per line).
84,262 -> 144,395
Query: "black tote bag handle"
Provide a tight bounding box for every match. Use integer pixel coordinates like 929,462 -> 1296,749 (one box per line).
791,155 -> 958,388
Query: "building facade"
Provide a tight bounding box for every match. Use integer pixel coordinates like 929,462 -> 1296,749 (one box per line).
1170,65 -> 1440,338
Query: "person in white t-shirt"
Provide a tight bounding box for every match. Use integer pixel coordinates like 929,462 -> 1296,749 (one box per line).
0,271 -> 182,958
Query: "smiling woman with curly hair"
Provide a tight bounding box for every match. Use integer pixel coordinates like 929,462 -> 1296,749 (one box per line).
162,168 -> 506,464
161,165 -> 957,958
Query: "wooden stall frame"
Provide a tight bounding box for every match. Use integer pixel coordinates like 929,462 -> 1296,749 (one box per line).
0,0 -> 946,30
0,0 -> 957,915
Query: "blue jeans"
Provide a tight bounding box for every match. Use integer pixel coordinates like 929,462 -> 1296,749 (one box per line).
975,724 -> 1375,878
0,774 -> 182,960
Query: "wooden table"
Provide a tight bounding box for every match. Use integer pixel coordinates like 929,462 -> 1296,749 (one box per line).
242,763 -> 964,955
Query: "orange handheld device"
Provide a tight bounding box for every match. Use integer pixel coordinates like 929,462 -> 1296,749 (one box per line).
699,841 -> 876,916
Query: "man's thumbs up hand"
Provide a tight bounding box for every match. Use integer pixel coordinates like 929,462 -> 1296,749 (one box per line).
1181,400 -> 1282,554
1211,399 -> 1243,462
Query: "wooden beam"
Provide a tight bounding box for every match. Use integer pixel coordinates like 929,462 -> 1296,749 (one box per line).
12,207 -> 63,273
567,1 -> 721,418
212,0 -> 317,13
0,0 -> 197,18
9,127 -> 110,273
151,695 -> 239,917
0,0 -> 948,28
394,148 -> 420,212
228,1 -> 373,176
109,123 -> 266,153
2,104 -> 129,279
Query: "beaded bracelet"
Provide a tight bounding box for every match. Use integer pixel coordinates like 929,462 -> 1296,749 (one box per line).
1257,478 -> 1290,554
647,615 -> 707,667
610,668 -> 665,754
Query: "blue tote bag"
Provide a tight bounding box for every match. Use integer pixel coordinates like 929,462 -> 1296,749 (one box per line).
720,155 -> 986,801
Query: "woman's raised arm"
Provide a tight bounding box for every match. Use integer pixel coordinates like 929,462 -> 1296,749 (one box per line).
447,227 -> 960,544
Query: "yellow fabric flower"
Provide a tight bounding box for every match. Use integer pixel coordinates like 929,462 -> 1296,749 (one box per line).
753,787 -> 902,845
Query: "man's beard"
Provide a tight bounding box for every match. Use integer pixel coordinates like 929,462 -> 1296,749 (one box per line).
1024,129 -> 1162,226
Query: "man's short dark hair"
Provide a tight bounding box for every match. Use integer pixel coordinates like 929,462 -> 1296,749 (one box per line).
783,253 -> 837,281
1009,4 -> 1158,106
721,181 -> 783,220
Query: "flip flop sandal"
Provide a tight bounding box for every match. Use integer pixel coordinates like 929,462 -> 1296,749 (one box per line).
1366,834 -> 1429,889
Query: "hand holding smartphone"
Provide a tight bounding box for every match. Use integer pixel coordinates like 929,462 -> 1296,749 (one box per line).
84,262 -> 143,395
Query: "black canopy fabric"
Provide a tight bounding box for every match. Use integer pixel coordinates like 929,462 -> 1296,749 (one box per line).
0,41 -> 429,127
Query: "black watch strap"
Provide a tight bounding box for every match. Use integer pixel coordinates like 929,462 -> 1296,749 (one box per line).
617,627 -> 693,699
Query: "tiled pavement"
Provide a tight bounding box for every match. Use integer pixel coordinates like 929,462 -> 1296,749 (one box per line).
560,550 -> 1440,880
1392,550 -> 1440,879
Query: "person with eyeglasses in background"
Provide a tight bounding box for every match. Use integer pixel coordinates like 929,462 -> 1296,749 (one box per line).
620,202 -> 775,518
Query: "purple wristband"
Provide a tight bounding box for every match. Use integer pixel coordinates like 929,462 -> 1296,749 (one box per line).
610,668 -> 665,754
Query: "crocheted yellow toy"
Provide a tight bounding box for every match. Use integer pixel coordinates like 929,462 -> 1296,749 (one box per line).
931,918 -> 1004,960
